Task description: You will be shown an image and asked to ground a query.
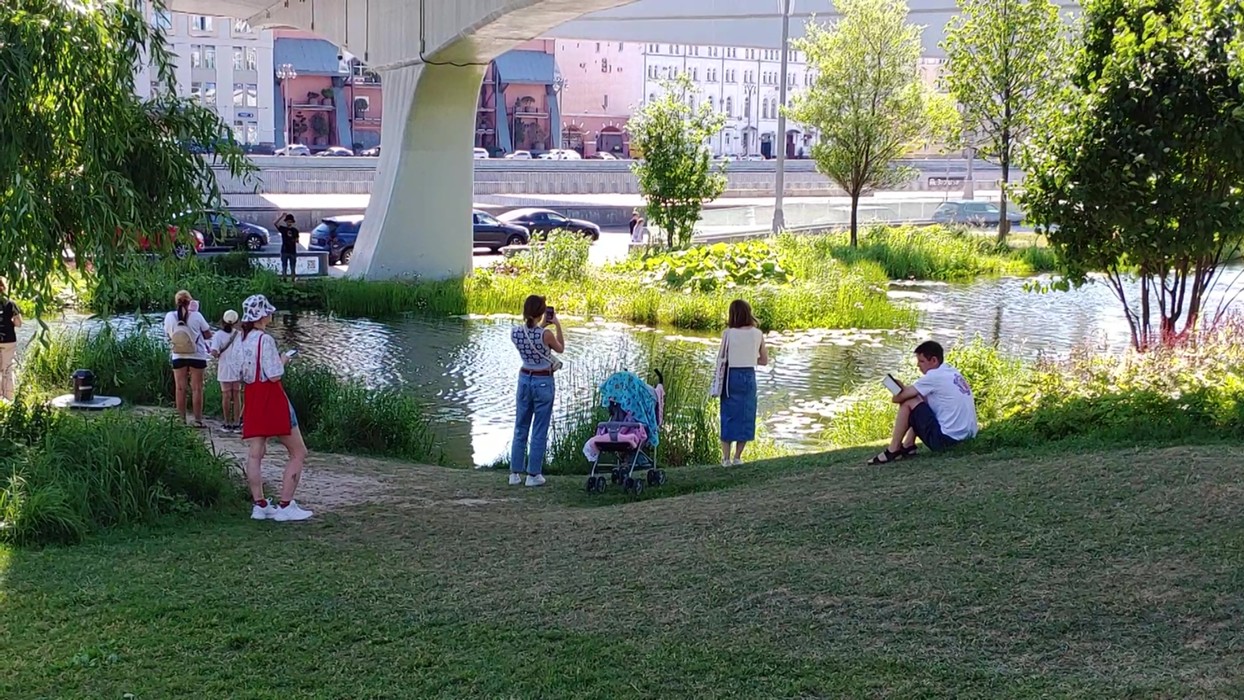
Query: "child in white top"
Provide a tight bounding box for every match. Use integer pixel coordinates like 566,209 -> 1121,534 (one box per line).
209,309 -> 244,432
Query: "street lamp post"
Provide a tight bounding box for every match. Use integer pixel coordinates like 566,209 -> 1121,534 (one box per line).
552,73 -> 567,151
277,63 -> 297,147
744,83 -> 758,155
772,0 -> 792,234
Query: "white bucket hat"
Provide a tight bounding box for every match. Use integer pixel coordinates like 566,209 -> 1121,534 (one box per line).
241,294 -> 277,323
222,309 -> 239,324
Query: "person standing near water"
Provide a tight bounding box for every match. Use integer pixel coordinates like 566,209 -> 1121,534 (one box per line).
0,279 -> 22,401
165,290 -> 213,427
238,294 -> 312,521
509,295 -> 564,487
274,214 -> 300,283
716,299 -> 768,466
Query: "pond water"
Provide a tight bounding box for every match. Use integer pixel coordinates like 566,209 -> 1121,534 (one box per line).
25,270 -> 1244,467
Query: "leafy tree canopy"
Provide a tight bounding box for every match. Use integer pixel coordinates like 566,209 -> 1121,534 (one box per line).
0,0 -> 253,320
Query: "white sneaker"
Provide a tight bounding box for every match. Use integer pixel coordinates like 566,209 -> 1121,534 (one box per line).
525,474 -> 546,487
272,501 -> 314,522
732,458 -> 744,466
508,473 -> 524,486
721,459 -> 732,467
250,503 -> 276,520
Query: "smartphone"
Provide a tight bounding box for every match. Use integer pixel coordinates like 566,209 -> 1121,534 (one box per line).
544,306 -> 556,322
284,349 -> 298,358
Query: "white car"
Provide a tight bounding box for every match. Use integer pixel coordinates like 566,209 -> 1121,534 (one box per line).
275,144 -> 311,156
589,152 -> 618,160
504,150 -> 533,160
742,154 -> 767,162
538,149 -> 582,160
473,148 -> 490,160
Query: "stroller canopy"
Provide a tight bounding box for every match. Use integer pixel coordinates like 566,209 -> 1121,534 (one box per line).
599,371 -> 661,446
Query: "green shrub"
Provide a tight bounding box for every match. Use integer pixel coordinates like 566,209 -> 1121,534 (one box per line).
777,225 -> 1058,282
609,240 -> 791,293
0,402 -> 239,547
531,229 -> 592,282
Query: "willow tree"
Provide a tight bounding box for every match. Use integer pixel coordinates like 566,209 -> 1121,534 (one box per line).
0,0 -> 252,319
941,0 -> 1066,244
1022,0 -> 1244,351
789,0 -> 953,247
629,74 -> 727,249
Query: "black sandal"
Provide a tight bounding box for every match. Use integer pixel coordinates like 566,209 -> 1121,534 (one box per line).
901,445 -> 919,458
868,448 -> 904,465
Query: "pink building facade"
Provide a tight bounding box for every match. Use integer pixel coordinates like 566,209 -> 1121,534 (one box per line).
554,40 -> 643,157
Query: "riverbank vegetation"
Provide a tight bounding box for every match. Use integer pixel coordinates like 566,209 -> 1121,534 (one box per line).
89,225 -> 1050,333
0,400 -> 237,547
823,321 -> 1244,450
21,327 -> 442,464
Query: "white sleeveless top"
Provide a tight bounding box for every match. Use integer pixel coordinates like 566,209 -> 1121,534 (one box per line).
723,327 -> 764,368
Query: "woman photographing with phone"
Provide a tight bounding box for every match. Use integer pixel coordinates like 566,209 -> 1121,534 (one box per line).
509,295 -> 564,487
237,294 -> 312,522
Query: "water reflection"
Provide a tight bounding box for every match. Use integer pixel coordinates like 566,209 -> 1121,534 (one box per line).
24,270 -> 1244,466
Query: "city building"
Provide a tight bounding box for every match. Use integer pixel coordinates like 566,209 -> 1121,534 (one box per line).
136,6 -> 277,146
272,30 -> 353,150
475,40 -> 562,155
642,43 -> 815,159
553,40 -> 643,157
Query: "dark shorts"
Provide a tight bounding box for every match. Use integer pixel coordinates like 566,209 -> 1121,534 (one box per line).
171,358 -> 208,370
911,402 -> 960,452
281,251 -> 297,270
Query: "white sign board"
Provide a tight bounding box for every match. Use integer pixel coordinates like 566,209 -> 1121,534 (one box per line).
250,255 -> 324,276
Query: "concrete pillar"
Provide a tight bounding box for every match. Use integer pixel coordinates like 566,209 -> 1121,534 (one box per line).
348,62 -> 485,280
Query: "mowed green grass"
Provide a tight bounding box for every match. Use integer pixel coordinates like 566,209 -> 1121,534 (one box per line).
2,442 -> 1242,698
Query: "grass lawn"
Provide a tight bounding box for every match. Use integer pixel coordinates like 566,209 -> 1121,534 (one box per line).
2,439 -> 1242,698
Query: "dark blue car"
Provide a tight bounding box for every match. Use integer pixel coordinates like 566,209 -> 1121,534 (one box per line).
310,215 -> 364,266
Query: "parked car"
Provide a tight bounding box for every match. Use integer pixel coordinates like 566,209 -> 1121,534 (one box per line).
588,152 -> 619,160
473,148 -> 490,160
473,210 -> 530,253
133,225 -> 205,259
742,154 -> 766,162
497,208 -> 600,241
361,146 -> 381,157
309,214 -> 364,265
932,200 -> 1024,227
537,149 -> 582,160
187,210 -> 270,251
504,150 -> 533,160
316,146 -> 355,157
274,144 -> 311,156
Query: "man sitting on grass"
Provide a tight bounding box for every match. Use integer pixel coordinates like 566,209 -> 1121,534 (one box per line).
869,341 -> 978,465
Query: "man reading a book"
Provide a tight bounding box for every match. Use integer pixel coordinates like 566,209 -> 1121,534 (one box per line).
869,340 -> 978,465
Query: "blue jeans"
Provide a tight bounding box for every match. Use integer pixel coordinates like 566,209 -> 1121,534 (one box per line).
512,373 -> 555,475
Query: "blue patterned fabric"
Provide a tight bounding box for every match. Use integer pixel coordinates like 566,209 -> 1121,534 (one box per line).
599,371 -> 660,446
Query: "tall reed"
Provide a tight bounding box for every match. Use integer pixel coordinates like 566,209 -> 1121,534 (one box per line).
0,400 -> 238,546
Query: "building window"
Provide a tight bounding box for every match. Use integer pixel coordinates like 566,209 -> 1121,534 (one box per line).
648,93 -> 656,103
200,45 -> 215,69
707,95 -> 715,111
596,42 -> 601,53
233,47 -> 243,71
246,47 -> 258,71
601,58 -> 610,73
155,9 -> 172,32
726,97 -> 733,117
692,68 -> 698,81
233,119 -> 259,144
190,81 -> 202,103
232,83 -> 256,108
233,19 -> 253,36
190,15 -> 213,34
190,45 -> 202,68
603,94 -> 609,109
745,96 -> 751,118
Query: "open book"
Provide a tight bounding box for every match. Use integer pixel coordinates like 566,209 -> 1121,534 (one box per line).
882,373 -> 903,396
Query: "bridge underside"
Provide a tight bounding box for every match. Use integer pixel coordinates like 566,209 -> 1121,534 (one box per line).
168,0 -> 1069,280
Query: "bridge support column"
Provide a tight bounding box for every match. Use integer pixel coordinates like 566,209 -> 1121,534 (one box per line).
349,62 -> 484,280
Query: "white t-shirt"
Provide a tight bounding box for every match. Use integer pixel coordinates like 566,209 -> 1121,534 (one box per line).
913,364 -> 979,441
163,310 -> 212,361
237,330 -> 285,384
209,328 -> 244,383
723,327 -> 764,369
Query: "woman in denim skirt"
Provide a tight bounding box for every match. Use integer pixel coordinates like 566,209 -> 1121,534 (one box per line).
718,299 -> 768,466
509,295 -> 565,487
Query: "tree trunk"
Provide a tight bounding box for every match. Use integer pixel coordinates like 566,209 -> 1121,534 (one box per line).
997,160 -> 1011,245
849,193 -> 859,247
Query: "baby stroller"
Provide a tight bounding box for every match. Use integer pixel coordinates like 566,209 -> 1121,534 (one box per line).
582,369 -> 666,495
